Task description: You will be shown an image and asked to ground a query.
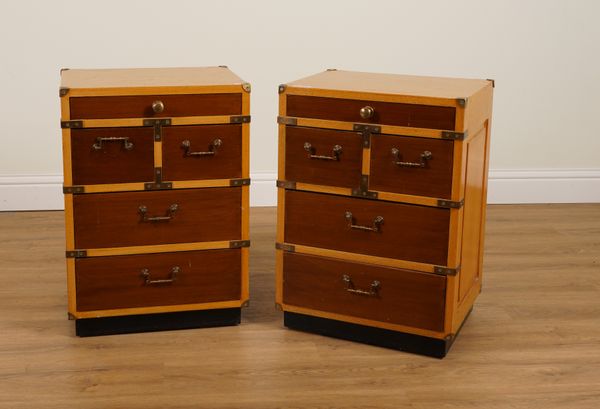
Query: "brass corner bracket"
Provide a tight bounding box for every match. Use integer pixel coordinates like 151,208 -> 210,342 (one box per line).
59,87 -> 69,97
456,98 -> 468,108
437,198 -> 464,209
230,115 -> 251,124
277,116 -> 297,126
242,82 -> 251,93
441,130 -> 467,141
433,265 -> 461,276
278,84 -> 287,94
275,242 -> 295,252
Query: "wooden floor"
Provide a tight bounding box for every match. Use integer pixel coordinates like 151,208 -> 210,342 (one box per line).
0,205 -> 599,408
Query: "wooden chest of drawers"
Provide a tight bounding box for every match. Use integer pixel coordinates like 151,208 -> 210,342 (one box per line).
60,67 -> 250,336
275,70 -> 493,357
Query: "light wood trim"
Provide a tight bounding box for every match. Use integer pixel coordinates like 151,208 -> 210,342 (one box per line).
242,185 -> 249,240
275,249 -> 284,305
290,117 -> 449,139
453,279 -> 482,332
290,244 -> 444,274
61,129 -> 72,186
294,182 -> 353,196
362,148 -> 370,175
375,191 -> 444,208
65,85 -> 243,98
83,241 -> 233,257
444,274 -> 459,334
71,115 -> 235,129
60,92 -> 70,120
278,124 -> 286,179
64,194 -> 74,250
276,188 -> 285,243
282,304 -> 448,339
170,179 -> 231,189
154,141 -> 162,169
285,86 -> 458,107
74,182 -> 147,193
242,90 -> 250,178
241,247 -> 249,304
66,258 -> 76,315
446,207 -> 464,268
72,300 -> 244,319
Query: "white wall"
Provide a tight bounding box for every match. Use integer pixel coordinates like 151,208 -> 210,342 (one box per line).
1,0 -> 599,209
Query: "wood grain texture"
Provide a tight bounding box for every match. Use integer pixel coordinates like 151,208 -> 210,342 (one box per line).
284,190 -> 450,266
287,95 -> 456,130
73,188 -> 241,248
369,134 -> 454,199
70,127 -> 155,185
0,205 -> 599,408
75,249 -> 241,311
282,252 -> 446,332
161,124 -> 242,181
285,126 -> 363,188
70,93 -> 242,119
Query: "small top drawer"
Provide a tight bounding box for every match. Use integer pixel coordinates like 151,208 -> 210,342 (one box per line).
69,93 -> 242,120
286,95 -> 455,130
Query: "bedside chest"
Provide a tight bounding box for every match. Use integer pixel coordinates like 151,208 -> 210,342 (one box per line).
275,70 -> 493,357
60,67 -> 250,336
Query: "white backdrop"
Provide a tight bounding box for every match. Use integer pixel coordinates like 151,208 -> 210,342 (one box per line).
1,0 -> 599,209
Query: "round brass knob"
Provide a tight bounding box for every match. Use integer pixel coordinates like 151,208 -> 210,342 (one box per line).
359,106 -> 374,119
152,100 -> 165,114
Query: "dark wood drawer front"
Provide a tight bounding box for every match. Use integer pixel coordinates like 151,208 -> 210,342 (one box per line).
287,95 -> 456,130
285,126 -> 363,188
370,134 -> 454,199
75,249 -> 241,311
162,125 -> 242,181
70,127 -> 155,185
283,253 -> 446,332
70,93 -> 242,119
73,188 -> 241,249
285,190 -> 450,265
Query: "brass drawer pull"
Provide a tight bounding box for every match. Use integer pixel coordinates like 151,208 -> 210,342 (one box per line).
391,148 -> 432,168
92,136 -> 133,151
152,100 -> 165,113
344,211 -> 384,232
141,266 -> 179,285
359,105 -> 375,119
138,204 -> 178,222
181,138 -> 222,156
342,274 -> 380,296
304,142 -> 342,161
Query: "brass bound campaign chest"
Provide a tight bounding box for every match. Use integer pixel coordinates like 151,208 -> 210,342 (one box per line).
275,70 -> 493,357
60,67 -> 250,336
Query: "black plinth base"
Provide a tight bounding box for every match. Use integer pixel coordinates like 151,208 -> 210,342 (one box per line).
75,308 -> 241,337
284,312 -> 461,358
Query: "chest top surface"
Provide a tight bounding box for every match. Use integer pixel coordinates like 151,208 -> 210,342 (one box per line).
60,67 -> 244,90
287,70 -> 490,99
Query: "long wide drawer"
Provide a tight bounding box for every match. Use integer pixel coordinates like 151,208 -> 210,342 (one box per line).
70,127 -> 155,185
282,252 -> 446,332
286,95 -> 456,130
162,124 -> 242,181
284,190 -> 450,266
75,249 -> 241,311
73,187 -> 241,249
285,126 -> 363,188
69,93 -> 242,120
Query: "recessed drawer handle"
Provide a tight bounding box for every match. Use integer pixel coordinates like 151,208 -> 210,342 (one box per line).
181,138 -> 222,156
92,136 -> 133,151
138,204 -> 178,222
359,105 -> 375,119
344,211 -> 384,232
342,274 -> 380,296
304,142 -> 342,161
141,266 -> 179,285
391,148 -> 432,168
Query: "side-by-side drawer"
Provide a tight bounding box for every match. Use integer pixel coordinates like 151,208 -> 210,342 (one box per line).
75,249 -> 241,311
69,93 -> 242,120
70,127 -> 155,185
162,124 -> 242,181
369,134 -> 454,199
285,126 -> 363,188
73,188 -> 241,249
282,252 -> 446,332
286,95 -> 455,130
284,190 -> 450,266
